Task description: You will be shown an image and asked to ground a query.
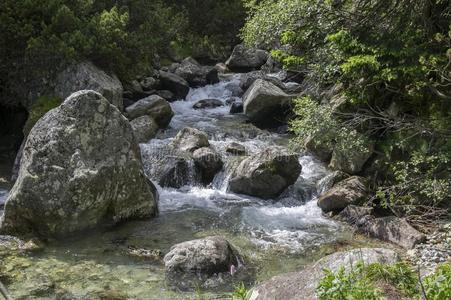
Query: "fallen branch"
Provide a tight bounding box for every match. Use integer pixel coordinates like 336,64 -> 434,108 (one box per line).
0,280 -> 12,300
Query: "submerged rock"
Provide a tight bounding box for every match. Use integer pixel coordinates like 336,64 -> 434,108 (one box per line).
159,70 -> 190,99
0,91 -> 158,237
228,148 -> 302,199
249,248 -> 399,300
171,127 -> 210,153
243,79 -> 294,126
317,176 -> 368,213
125,95 -> 174,128
192,99 -> 224,110
193,147 -> 223,184
55,61 -> 123,111
130,115 -> 159,143
226,45 -> 268,72
226,142 -> 246,155
230,102 -> 244,114
164,236 -> 242,276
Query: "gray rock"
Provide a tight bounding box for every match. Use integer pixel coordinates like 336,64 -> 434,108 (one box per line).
193,147 -> 223,184
174,57 -> 219,87
362,216 -> 426,249
249,248 -> 400,300
192,99 -> 224,110
55,62 -> 123,111
214,63 -> 229,74
304,136 -> 333,162
226,142 -> 246,155
171,127 -> 210,153
226,45 -> 269,72
140,77 -> 159,91
317,176 -> 368,213
329,141 -> 374,174
230,102 -> 244,114
125,95 -> 173,128
0,91 -> 158,237
243,79 -> 294,125
130,115 -> 159,143
316,171 -> 349,194
164,236 -> 242,276
335,205 -> 374,225
159,70 -> 190,99
155,90 -> 176,102
284,82 -> 303,94
239,71 -> 286,92
228,147 -> 302,199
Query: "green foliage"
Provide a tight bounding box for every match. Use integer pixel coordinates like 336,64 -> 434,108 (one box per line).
23,96 -> 62,136
290,96 -> 370,156
317,261 -> 451,300
317,262 -> 383,300
244,0 -> 451,223
230,282 -> 251,300
422,263 -> 451,300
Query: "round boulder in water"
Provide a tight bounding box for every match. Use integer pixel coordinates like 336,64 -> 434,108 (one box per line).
171,127 -> 210,153
0,90 -> 158,237
164,236 -> 243,277
193,147 -> 223,184
228,147 -> 302,199
125,95 -> 174,128
192,99 -> 224,110
130,115 -> 159,143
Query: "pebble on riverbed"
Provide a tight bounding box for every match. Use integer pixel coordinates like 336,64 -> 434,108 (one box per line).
406,223 -> 450,274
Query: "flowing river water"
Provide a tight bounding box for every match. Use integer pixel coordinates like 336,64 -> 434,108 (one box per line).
0,74 -> 380,299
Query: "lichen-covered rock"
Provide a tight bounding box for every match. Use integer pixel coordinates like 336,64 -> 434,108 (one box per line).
130,115 -> 159,143
226,45 -> 268,72
0,90 -> 158,237
243,79 -> 294,126
317,176 -> 368,213
228,148 -> 302,199
193,147 -> 223,184
171,127 -> 210,153
159,70 -> 190,99
125,95 -> 174,128
55,61 -> 123,111
164,236 -> 242,276
249,248 -> 399,300
335,204 -> 374,225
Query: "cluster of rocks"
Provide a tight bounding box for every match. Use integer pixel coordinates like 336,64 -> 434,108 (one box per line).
406,223 -> 450,271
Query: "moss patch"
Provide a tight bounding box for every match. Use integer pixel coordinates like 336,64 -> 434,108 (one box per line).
23,95 -> 62,136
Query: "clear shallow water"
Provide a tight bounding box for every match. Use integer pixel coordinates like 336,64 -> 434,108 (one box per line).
1,75 -> 377,299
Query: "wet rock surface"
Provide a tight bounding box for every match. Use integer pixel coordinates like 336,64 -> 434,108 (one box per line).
228,147 -> 302,199
226,45 -> 268,72
125,95 -> 174,128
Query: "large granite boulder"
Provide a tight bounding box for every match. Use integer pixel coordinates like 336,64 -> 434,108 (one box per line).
361,216 -> 426,249
164,236 -> 242,276
55,62 -> 123,111
317,176 -> 368,213
125,95 -> 174,128
0,91 -> 158,237
174,57 -> 219,87
243,79 -> 294,126
193,147 -> 223,184
171,127 -> 210,153
228,148 -> 302,199
159,70 -> 190,99
226,45 -> 269,72
130,115 -> 159,143
239,71 -> 285,92
249,248 -> 400,300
